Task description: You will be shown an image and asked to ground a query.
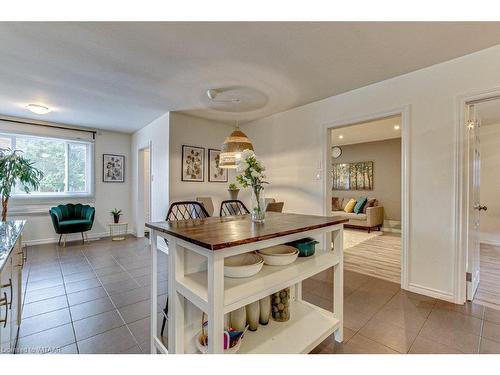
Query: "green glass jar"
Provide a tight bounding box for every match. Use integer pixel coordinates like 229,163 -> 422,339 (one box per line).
271,288 -> 290,322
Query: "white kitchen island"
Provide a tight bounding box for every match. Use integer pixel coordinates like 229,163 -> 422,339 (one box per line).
147,212 -> 347,354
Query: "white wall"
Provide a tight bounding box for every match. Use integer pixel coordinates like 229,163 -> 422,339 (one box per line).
242,44 -> 500,303
169,112 -> 237,214
9,130 -> 132,244
480,123 -> 500,245
131,112 -> 170,237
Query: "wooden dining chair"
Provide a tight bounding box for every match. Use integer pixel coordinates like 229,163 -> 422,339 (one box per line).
219,200 -> 250,216
161,201 -> 210,337
266,202 -> 284,213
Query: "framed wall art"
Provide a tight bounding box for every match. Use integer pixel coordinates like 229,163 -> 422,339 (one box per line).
332,161 -> 374,190
182,145 -> 205,182
208,148 -> 228,182
103,154 -> 125,183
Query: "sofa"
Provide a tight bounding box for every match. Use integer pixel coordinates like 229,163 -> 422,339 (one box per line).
49,203 -> 95,246
332,197 -> 384,233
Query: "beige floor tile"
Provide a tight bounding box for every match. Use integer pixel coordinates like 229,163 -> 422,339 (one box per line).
70,296 -> 115,321
343,300 -> 377,331
359,319 -> 418,353
17,323 -> 76,354
426,308 -> 483,335
77,326 -> 137,354
408,336 -> 463,354
434,300 -> 485,319
73,309 -> 125,341
66,286 -> 108,306
335,334 -> 398,354
479,338 -> 500,354
484,307 -> 500,325
19,308 -> 72,337
22,295 -> 68,318
482,321 -> 500,344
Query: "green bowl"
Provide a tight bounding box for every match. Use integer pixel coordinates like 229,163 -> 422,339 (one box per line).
286,238 -> 319,257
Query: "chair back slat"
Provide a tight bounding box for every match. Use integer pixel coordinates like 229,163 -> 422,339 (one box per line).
219,200 -> 250,217
166,201 -> 210,221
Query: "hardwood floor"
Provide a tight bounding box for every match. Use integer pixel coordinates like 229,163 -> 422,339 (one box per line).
474,243 -> 500,310
343,229 -> 401,284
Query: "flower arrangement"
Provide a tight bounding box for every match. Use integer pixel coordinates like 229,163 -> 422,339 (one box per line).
235,150 -> 268,222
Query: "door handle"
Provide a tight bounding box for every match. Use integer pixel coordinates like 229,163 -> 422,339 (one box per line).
0,292 -> 7,328
0,278 -> 12,309
474,205 -> 488,211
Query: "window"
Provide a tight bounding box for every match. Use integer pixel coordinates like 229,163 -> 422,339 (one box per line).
0,132 -> 93,198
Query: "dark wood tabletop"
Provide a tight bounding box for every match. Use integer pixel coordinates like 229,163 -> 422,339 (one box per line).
146,212 -> 348,250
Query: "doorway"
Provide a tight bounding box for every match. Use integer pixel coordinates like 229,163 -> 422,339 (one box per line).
323,107 -> 410,289
463,98 -> 500,309
138,144 -> 152,238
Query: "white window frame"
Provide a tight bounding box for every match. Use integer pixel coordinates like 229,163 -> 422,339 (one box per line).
1,132 -> 95,201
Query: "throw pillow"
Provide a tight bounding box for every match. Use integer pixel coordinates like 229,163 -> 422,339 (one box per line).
331,197 -> 343,211
354,197 -> 368,214
362,198 -> 377,213
344,198 -> 357,213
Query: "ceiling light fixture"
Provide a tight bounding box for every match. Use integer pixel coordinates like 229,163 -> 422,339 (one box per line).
338,135 -> 344,139
26,104 -> 51,115
394,125 -> 400,130
219,123 -> 254,169
207,89 -> 240,103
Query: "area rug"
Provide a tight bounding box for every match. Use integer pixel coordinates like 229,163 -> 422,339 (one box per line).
343,229 -> 401,284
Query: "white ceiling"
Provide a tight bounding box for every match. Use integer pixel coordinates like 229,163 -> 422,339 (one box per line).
2,22 -> 500,133
331,116 -> 401,146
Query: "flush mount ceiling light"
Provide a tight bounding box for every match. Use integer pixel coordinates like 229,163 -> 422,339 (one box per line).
207,89 -> 240,103
394,125 -> 400,130
219,124 -> 254,169
338,135 -> 344,139
26,104 -> 51,115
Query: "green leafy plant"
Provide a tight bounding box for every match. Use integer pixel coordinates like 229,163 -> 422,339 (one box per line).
0,148 -> 44,221
236,150 -> 268,220
228,183 -> 239,191
110,208 -> 122,223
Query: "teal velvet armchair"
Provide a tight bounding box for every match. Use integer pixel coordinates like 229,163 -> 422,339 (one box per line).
49,204 -> 95,246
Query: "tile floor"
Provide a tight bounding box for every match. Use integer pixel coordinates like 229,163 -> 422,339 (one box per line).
17,236 -> 167,354
16,236 -> 500,354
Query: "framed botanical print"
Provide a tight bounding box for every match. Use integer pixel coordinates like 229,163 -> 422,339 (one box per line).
103,154 -> 125,183
182,145 -> 205,182
208,148 -> 228,183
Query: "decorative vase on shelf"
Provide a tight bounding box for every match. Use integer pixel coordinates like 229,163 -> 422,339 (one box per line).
228,189 -> 240,200
246,301 -> 260,331
230,306 -> 246,332
259,295 -> 271,325
271,288 -> 290,322
251,188 -> 266,223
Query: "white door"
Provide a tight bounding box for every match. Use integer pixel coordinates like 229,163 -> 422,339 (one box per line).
466,104 -> 484,300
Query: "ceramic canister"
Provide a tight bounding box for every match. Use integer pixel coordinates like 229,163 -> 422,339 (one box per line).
259,295 -> 271,325
230,306 -> 246,332
246,301 -> 260,331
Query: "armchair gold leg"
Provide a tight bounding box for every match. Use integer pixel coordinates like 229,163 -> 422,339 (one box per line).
58,234 -> 62,246
63,234 -> 67,247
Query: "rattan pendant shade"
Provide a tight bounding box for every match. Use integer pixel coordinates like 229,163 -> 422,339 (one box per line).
219,126 -> 254,169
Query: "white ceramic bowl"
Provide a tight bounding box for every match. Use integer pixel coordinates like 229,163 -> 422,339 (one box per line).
257,245 -> 299,266
224,253 -> 264,278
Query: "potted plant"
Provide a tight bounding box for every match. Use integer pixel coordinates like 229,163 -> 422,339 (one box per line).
228,183 -> 240,200
111,208 -> 122,223
0,148 -> 44,221
236,150 -> 268,223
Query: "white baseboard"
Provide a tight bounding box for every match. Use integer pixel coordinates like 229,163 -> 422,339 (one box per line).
406,282 -> 455,303
23,230 -> 136,246
480,232 -> 500,246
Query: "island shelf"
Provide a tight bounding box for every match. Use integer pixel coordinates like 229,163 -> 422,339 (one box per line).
147,212 -> 347,354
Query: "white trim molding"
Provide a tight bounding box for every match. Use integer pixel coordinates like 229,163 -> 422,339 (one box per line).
454,86 -> 500,304
23,229 -> 136,246
321,105 -> 411,291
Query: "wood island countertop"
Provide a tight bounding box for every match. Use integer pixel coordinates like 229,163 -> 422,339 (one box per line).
146,212 -> 348,250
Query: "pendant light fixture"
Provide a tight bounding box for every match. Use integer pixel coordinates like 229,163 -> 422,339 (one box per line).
219,123 -> 254,169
